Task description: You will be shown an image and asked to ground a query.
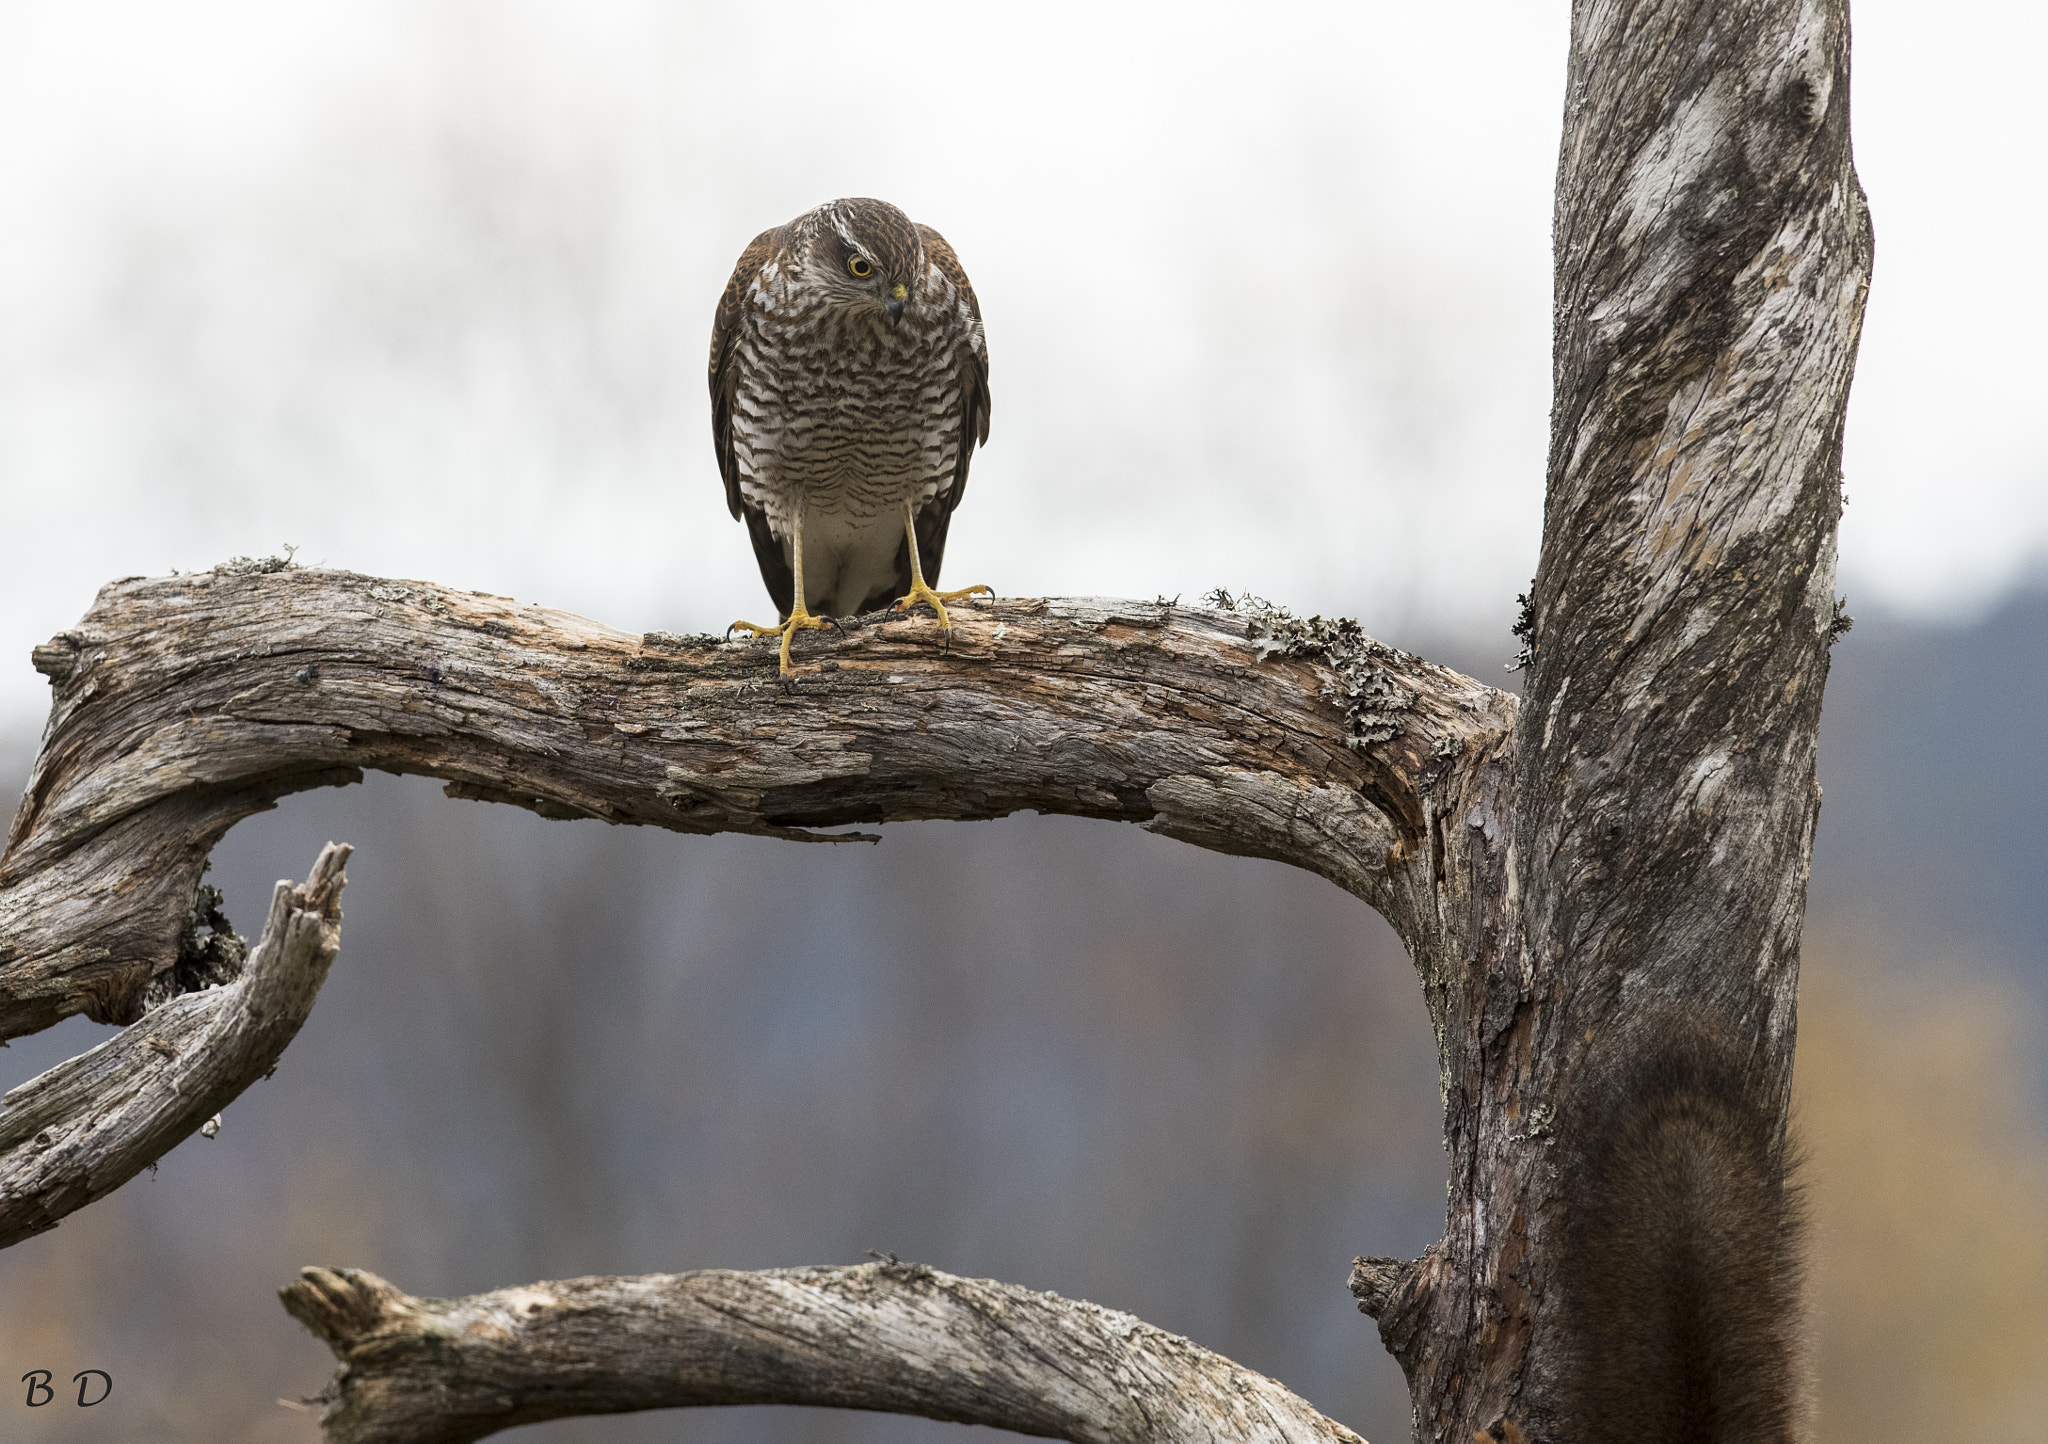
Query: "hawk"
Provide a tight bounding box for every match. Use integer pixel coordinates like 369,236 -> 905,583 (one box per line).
709,197 -> 991,673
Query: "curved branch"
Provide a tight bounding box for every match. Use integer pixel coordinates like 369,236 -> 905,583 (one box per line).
0,843 -> 348,1246
279,1260 -> 1367,1444
2,570 -> 1513,1043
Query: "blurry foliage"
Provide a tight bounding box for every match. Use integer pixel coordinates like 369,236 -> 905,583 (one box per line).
1798,926 -> 2048,1444
1812,587 -> 2048,1034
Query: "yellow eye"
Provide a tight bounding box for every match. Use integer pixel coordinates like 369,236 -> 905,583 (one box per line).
847,255 -> 874,279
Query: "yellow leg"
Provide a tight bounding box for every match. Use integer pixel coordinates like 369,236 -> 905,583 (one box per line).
729,511 -> 827,675
893,501 -> 992,633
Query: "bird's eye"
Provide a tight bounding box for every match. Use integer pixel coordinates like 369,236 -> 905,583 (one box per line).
847,255 -> 874,279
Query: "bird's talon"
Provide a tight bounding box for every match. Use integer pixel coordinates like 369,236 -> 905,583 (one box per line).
730,610 -> 826,675
893,581 -> 993,643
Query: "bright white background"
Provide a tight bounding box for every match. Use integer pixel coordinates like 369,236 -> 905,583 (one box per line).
1,0 -> 2041,735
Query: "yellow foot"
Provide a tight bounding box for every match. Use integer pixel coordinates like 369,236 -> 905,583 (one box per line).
728,607 -> 829,675
893,581 -> 994,634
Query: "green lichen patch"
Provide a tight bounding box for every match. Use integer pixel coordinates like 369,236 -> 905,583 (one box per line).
1206,590 -> 1414,748
214,545 -> 300,576
1509,588 -> 1538,673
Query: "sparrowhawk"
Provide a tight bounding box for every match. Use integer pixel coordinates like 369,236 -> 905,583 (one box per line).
709,197 -> 991,673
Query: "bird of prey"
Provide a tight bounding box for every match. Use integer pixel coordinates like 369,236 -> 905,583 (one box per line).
709,197 -> 992,673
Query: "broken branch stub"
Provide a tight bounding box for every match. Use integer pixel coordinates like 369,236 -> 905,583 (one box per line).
0,843 -> 350,1247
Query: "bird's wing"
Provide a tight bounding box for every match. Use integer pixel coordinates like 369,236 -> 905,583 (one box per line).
908,223 -> 991,591
708,226 -> 779,523
709,226 -> 797,617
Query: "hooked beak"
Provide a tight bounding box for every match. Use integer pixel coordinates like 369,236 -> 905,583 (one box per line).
885,282 -> 906,324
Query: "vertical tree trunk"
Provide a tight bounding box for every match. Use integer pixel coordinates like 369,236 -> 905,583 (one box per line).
1362,2 -> 1871,1438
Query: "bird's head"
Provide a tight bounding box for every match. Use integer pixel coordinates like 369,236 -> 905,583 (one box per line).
811,197 -> 923,325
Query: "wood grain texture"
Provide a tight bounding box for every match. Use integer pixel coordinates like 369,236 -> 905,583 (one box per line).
0,570 -> 1515,1255
1358,1 -> 1871,1438
1,572 -> 1512,1046
280,1260 -> 1368,1444
0,842 -> 348,1247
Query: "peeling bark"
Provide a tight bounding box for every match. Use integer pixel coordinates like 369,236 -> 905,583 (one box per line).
0,573 -> 1512,1254
0,843 -> 348,1248
279,1261 -> 1365,1444
2,574 -> 1510,1048
1357,1 -> 1871,1438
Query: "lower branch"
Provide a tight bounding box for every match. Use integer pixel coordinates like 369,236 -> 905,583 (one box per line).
280,1260 -> 1368,1444
0,843 -> 348,1246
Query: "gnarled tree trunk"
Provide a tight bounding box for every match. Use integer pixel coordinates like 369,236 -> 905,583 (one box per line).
0,0 -> 1867,1439
1362,1 -> 1870,1438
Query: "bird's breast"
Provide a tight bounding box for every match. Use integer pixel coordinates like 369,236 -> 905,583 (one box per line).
730,309 -> 963,531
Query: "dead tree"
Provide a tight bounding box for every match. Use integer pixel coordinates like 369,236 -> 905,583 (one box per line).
0,0 -> 1867,1439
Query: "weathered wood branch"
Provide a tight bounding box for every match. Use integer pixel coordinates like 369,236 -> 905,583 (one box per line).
280,1260 -> 1367,1444
3,5 -> 1869,1437
0,843 -> 348,1247
1357,1 -> 1872,1438
2,571 -> 1512,1052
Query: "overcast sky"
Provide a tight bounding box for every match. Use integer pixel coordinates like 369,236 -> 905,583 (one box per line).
1,0 -> 2041,733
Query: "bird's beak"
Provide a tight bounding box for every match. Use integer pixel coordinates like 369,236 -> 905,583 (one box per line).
886,283 -> 906,324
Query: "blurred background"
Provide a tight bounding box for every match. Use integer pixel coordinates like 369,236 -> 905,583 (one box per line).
2,2 -> 2045,1441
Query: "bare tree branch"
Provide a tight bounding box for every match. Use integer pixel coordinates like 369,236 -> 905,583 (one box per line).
0,843 -> 349,1247
2,572 -> 1511,1048
1,5 -> 1871,1436
279,1259 -> 1368,1444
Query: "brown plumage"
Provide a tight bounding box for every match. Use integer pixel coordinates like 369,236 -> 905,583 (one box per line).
709,198 -> 990,670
